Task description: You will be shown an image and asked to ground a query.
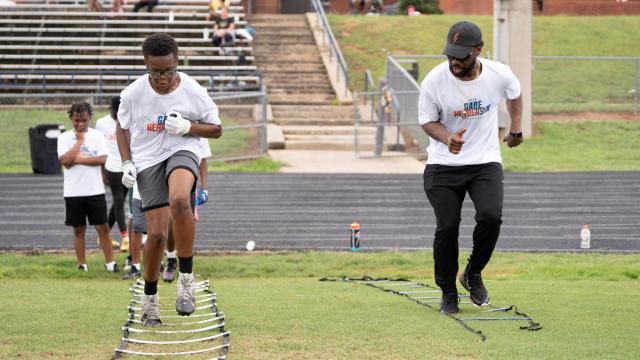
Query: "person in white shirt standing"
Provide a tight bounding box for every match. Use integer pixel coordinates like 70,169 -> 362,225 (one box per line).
57,102 -> 119,273
116,33 -> 222,327
418,21 -> 523,315
96,96 -> 130,252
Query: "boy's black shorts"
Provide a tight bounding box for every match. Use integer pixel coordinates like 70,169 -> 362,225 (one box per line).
64,194 -> 108,226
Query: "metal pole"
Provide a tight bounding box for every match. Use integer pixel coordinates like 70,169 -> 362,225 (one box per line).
634,59 -> 639,114
260,86 -> 268,154
353,92 -> 359,157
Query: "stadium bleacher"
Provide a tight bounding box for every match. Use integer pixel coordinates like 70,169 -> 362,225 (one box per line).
0,0 -> 260,105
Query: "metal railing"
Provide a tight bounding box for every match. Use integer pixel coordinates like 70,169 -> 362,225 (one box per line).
386,54 -> 640,114
309,0 -> 349,98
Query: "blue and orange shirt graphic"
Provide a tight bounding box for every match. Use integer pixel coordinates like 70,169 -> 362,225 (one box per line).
147,114 -> 167,133
452,100 -> 491,119
78,144 -> 98,158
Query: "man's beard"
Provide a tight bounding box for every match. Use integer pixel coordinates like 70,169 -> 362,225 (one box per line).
449,61 -> 476,78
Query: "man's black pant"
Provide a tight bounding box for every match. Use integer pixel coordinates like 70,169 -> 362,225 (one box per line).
423,162 -> 503,294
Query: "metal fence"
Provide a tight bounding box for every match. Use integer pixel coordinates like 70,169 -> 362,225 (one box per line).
387,54 -> 640,114
206,88 -> 268,162
355,54 -> 640,157
309,0 -> 349,98
353,58 -> 428,158
0,88 -> 268,164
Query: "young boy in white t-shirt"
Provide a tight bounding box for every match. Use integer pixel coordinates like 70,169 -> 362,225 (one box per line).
116,33 -> 222,326
57,102 -> 119,273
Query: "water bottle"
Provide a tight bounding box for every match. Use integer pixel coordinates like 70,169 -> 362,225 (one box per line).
580,224 -> 591,249
169,11 -> 175,22
350,221 -> 361,252
202,27 -> 210,40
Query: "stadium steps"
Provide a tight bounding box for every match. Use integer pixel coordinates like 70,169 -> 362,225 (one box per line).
251,14 -> 362,151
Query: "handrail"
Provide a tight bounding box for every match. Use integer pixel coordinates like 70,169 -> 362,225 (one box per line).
309,0 -> 349,97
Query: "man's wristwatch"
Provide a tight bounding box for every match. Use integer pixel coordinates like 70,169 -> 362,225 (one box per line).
509,131 -> 523,138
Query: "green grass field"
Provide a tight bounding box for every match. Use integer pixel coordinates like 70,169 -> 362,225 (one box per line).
0,109 -> 282,173
0,251 -> 638,359
329,15 -> 640,112
2,109 -> 637,172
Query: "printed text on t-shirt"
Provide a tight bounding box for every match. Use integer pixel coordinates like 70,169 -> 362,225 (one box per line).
146,115 -> 166,133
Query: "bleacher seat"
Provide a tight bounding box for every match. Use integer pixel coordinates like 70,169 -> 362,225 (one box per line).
0,0 -> 259,105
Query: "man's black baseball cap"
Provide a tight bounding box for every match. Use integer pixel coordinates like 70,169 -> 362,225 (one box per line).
443,21 -> 483,59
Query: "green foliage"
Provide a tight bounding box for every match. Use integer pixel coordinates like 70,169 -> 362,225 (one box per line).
399,0 -> 442,15
0,110 -> 282,173
329,15 -> 640,112
501,121 -> 640,172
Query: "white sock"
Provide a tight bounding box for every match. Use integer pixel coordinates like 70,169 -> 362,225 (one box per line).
106,261 -> 116,271
166,250 -> 177,259
132,263 -> 141,271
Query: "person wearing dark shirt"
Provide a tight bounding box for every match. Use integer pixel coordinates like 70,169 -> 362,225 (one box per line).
211,6 -> 235,47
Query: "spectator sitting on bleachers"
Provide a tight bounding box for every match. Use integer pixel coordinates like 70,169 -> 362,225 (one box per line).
211,6 -> 235,48
108,0 -> 124,17
206,0 -> 230,21
88,0 -> 103,12
133,0 -> 158,13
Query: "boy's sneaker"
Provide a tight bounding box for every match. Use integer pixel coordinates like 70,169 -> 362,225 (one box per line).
120,236 -> 130,252
162,259 -> 177,283
459,265 -> 490,306
78,264 -> 88,272
105,263 -> 120,273
141,294 -> 162,327
175,272 -> 196,316
440,292 -> 460,314
123,255 -> 132,272
122,266 -> 141,280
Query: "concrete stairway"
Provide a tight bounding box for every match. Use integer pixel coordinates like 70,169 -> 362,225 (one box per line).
250,14 -> 361,150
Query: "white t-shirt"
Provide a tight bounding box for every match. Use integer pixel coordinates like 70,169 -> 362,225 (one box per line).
418,58 -> 521,166
117,72 -> 221,172
199,137 -> 212,161
95,114 -> 122,172
57,128 -> 108,197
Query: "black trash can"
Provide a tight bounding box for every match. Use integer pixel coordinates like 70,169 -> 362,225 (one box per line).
28,124 -> 65,174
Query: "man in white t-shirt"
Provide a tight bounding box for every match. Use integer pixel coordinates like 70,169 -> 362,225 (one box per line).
116,33 -> 222,327
57,102 -> 119,273
96,96 -> 130,252
418,21 -> 523,314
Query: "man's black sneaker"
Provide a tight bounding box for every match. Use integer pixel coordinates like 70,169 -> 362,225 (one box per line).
162,259 -> 177,283
440,293 -> 459,314
459,265 -> 490,306
122,266 -> 141,280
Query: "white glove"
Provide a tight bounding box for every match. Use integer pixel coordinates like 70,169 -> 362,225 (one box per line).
121,160 -> 137,189
165,110 -> 191,136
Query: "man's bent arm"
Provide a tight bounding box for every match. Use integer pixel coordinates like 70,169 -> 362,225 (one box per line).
422,122 -> 452,145
190,123 -> 222,139
505,95 -> 523,133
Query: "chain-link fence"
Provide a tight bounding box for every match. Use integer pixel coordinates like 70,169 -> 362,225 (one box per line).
353,60 -> 427,158
387,54 -> 640,114
0,89 -> 268,168
354,54 -> 640,158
